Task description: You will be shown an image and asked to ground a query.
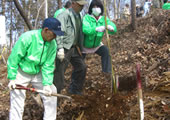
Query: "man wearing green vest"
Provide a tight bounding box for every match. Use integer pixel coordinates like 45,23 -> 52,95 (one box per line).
54,1 -> 72,18
7,18 -> 64,120
53,0 -> 88,95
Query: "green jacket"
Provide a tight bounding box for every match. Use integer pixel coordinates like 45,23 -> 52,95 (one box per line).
54,7 -> 66,18
82,14 -> 117,48
7,29 -> 57,86
162,3 -> 170,10
54,8 -> 84,50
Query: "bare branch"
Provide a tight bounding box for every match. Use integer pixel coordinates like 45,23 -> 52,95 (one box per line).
13,0 -> 33,30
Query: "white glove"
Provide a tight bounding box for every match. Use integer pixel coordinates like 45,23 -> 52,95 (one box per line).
57,48 -> 64,61
8,80 -> 16,90
43,85 -> 52,96
95,26 -> 105,32
107,25 -> 114,31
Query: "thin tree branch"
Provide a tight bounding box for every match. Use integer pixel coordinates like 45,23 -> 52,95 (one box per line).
34,1 -> 46,29
13,0 -> 33,30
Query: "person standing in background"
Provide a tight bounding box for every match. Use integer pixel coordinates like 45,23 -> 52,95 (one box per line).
136,4 -> 144,18
142,0 -> 152,17
53,0 -> 88,95
123,4 -> 130,21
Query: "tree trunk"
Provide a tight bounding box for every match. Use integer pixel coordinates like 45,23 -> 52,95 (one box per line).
57,0 -> 62,9
28,0 -> 31,20
106,0 -> 111,19
13,0 -> 33,30
45,0 -> 48,18
117,0 -> 121,19
23,0 -> 27,32
151,0 -> 164,8
10,1 -> 13,53
1,0 -> 6,15
131,0 -> 136,30
113,0 -> 117,19
25,0 -> 32,31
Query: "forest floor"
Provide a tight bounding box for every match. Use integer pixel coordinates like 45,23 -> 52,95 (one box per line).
0,9 -> 170,120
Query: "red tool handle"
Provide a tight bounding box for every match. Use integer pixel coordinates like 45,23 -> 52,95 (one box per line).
16,84 -> 37,92
15,84 -> 72,99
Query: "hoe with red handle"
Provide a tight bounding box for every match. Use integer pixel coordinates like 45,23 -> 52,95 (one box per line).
15,84 -> 72,100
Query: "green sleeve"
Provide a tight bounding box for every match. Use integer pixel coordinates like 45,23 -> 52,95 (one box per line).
82,15 -> 97,35
55,11 -> 68,49
54,8 -> 66,18
54,8 -> 67,49
106,17 -> 117,35
162,3 -> 170,10
7,33 -> 31,80
41,40 -> 57,86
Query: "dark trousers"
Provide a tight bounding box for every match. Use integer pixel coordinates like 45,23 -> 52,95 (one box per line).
83,45 -> 111,73
53,47 -> 87,94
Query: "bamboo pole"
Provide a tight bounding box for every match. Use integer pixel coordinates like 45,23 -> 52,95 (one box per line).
103,0 -> 117,94
0,46 -> 6,60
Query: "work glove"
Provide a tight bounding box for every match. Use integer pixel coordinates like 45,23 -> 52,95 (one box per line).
43,85 -> 52,96
8,80 -> 16,90
107,25 -> 114,31
96,26 -> 105,32
57,48 -> 64,62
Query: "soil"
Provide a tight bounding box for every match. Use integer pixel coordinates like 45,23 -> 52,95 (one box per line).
0,9 -> 169,120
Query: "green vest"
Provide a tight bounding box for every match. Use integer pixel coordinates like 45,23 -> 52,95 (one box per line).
82,14 -> 117,48
162,3 -> 170,10
7,29 -> 57,86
